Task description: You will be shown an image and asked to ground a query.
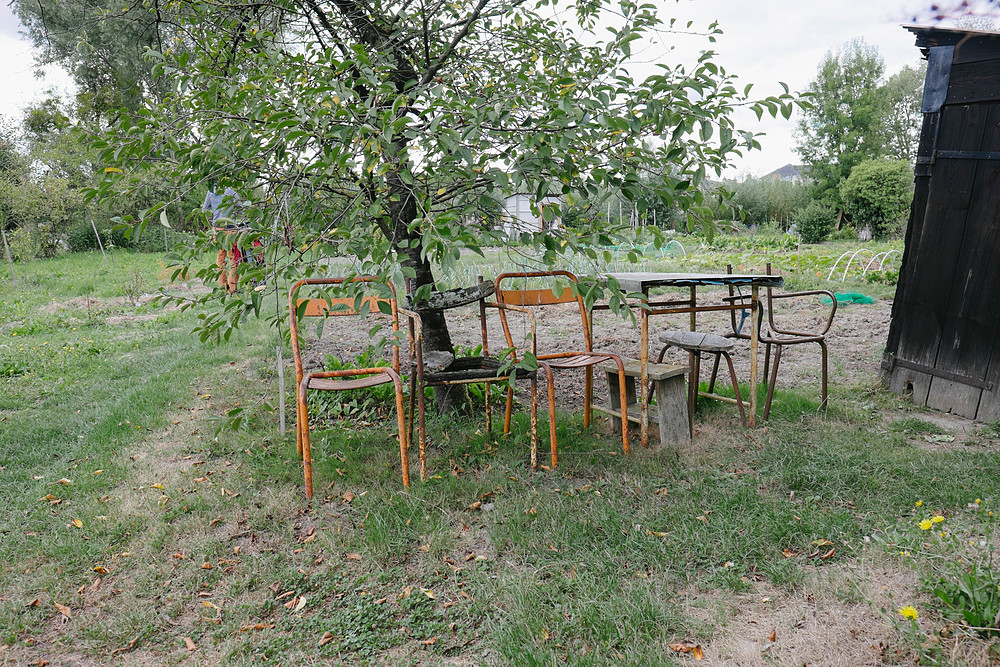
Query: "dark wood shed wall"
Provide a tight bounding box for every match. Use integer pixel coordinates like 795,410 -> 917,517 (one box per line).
884,28 -> 1000,420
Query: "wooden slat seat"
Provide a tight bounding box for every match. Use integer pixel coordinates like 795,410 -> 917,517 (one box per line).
659,330 -> 735,353
307,373 -> 396,392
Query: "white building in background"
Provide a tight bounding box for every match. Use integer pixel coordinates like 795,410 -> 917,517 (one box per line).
501,194 -> 562,236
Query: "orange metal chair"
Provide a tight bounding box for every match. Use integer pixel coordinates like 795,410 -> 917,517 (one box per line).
289,277 -> 409,499
494,271 -> 631,467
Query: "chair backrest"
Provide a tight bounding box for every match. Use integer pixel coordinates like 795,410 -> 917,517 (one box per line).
288,277 -> 400,388
723,263 -> 762,337
494,270 -> 593,353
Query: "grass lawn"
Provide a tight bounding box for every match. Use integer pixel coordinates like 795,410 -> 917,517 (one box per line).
2,248 -> 1000,665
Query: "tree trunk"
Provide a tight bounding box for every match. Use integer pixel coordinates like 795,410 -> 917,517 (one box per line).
389,176 -> 471,415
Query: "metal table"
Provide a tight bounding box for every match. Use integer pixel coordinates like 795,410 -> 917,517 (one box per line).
603,272 -> 784,446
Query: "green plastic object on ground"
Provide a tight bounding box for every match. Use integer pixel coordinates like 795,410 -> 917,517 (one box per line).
821,292 -> 876,305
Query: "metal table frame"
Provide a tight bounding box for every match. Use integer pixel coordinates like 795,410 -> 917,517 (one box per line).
602,272 -> 784,447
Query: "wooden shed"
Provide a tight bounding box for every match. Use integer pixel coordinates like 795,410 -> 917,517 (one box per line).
883,25 -> 1000,420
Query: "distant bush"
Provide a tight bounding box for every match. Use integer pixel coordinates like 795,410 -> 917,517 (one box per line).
67,221 -> 188,253
840,159 -> 913,240
829,227 -> 858,241
796,202 -> 836,244
66,222 -> 130,252
8,226 -> 42,261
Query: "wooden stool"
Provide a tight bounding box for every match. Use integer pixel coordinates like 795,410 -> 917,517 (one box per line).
657,330 -> 746,434
595,359 -> 690,446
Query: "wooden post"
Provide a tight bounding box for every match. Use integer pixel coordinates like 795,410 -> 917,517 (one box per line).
277,345 -> 286,435
749,285 -> 759,427
0,225 -> 15,287
90,218 -> 108,264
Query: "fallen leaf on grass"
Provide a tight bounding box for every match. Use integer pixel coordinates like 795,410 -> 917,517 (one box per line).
420,637 -> 437,646
25,599 -> 40,608
200,562 -> 213,570
820,548 -> 836,560
812,539 -> 834,546
768,629 -> 776,642
668,642 -> 704,660
344,553 -> 361,561
342,491 -> 355,503
93,566 -> 108,575
56,478 -> 73,485
110,637 -> 138,655
781,549 -> 798,558
183,637 -> 197,651
239,623 -> 274,632
319,631 -> 334,646
39,494 -> 58,502
421,589 -> 435,600
70,519 -> 83,529
54,603 -> 72,619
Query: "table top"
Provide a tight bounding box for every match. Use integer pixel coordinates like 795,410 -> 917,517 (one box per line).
606,272 -> 784,291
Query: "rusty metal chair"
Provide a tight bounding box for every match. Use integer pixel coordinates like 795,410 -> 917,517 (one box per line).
494,271 -> 631,467
289,277 -> 409,499
712,263 -> 837,418
400,279 -> 551,480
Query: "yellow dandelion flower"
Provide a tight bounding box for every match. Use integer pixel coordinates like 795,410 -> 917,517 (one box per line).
976,498 -> 981,504
916,500 -> 923,507
932,515 -> 945,523
919,519 -> 933,530
899,606 -> 919,620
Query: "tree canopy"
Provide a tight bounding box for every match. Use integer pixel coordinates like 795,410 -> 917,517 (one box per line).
63,0 -> 795,366
795,38 -> 889,208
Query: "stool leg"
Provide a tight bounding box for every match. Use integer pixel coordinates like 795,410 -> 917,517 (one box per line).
764,344 -> 782,421
687,351 -> 700,436
722,351 -> 747,427
708,354 -> 722,393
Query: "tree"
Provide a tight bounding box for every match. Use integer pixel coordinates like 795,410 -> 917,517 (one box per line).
14,0 -> 179,126
80,0 -> 794,410
881,63 -> 926,163
795,38 -> 888,209
839,159 -> 913,240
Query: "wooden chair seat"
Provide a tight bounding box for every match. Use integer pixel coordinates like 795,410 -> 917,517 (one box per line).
306,373 -> 396,392
658,330 -> 735,353
422,356 -> 536,383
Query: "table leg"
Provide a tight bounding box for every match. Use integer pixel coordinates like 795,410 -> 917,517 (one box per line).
689,286 -> 696,331
640,289 -> 649,448
749,285 -> 759,427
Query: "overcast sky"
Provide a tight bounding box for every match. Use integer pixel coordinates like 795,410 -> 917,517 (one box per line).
0,1 -> 991,177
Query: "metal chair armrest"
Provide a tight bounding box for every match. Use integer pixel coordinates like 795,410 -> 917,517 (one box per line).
767,289 -> 837,337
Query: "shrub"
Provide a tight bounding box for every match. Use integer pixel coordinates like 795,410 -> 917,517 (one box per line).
66,221 -> 131,252
7,226 -> 42,261
795,202 -> 836,244
840,159 -> 913,240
